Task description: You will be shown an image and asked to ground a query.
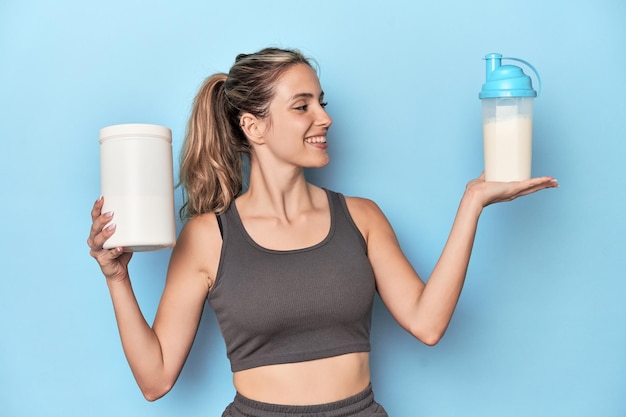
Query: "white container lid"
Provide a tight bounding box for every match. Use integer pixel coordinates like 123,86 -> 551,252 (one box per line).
99,123 -> 172,143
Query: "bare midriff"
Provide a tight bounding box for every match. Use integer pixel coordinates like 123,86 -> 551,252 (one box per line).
232,352 -> 371,405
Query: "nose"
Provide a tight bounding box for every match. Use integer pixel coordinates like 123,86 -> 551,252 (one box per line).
316,105 -> 332,129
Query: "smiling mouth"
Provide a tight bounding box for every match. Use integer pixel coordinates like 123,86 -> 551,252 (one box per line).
304,136 -> 327,144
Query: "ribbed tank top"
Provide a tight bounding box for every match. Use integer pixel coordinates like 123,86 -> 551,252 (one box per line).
208,189 -> 375,372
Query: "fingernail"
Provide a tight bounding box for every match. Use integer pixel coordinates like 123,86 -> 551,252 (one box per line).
105,223 -> 116,231
104,211 -> 114,218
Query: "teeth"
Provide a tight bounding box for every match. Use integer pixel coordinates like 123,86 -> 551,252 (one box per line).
305,136 -> 327,144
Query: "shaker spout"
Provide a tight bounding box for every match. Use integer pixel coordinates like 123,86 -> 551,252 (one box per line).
484,53 -> 503,81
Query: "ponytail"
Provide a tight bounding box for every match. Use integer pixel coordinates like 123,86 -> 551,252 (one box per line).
178,74 -> 249,219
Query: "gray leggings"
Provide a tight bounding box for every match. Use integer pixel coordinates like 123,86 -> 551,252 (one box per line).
221,384 -> 388,417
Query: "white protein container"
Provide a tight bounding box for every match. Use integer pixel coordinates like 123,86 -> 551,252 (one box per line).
99,123 -> 176,251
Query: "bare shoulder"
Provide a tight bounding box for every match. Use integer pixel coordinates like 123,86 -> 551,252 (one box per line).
180,212 -> 221,239
343,195 -> 391,242
177,213 -> 222,250
343,195 -> 388,219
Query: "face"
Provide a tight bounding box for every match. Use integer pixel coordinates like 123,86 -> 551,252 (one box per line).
252,63 -> 333,169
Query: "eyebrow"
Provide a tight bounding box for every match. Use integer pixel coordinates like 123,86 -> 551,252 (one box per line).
289,91 -> 325,101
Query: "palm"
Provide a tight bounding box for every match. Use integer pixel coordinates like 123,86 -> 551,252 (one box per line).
467,173 -> 558,207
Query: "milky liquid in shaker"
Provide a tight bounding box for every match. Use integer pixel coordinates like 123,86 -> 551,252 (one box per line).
482,97 -> 533,181
479,53 -> 540,182
99,124 -> 176,251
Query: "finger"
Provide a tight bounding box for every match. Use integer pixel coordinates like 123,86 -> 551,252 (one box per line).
106,246 -> 124,259
525,176 -> 556,187
519,182 -> 556,197
88,197 -> 111,243
90,196 -> 104,221
521,176 -> 558,192
91,244 -> 127,262
105,248 -> 132,269
89,245 -> 116,260
508,177 -> 558,199
87,218 -> 116,251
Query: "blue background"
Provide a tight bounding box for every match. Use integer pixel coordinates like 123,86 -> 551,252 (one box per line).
1,1 -> 625,416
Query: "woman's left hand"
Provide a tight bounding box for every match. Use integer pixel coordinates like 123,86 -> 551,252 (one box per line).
465,173 -> 558,208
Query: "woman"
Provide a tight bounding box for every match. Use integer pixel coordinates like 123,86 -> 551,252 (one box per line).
88,47 -> 557,416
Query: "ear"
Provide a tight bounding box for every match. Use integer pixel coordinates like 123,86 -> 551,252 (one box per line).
239,113 -> 266,145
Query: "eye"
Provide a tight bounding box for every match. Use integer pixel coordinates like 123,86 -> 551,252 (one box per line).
320,101 -> 328,108
294,104 -> 308,111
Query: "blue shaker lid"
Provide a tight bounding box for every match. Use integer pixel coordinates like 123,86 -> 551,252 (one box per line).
479,53 -> 540,99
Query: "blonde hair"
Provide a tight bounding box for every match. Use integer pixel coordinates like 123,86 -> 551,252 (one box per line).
178,48 -> 313,219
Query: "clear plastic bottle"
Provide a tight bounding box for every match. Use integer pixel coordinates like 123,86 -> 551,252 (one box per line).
479,53 -> 541,182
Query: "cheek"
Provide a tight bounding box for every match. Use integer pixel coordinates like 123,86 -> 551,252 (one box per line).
276,121 -> 308,143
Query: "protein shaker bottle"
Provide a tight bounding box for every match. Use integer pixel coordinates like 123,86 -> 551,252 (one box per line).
99,123 -> 176,251
479,53 -> 541,182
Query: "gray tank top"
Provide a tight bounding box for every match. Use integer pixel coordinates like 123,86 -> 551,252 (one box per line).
209,189 -> 375,372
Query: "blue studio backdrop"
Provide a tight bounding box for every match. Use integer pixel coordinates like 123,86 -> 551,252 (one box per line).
1,1 -> 625,416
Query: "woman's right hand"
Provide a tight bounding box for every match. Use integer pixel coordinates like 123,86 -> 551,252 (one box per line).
87,196 -> 133,283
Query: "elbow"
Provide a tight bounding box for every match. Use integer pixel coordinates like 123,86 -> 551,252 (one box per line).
410,324 -> 446,346
143,391 -> 165,402
420,333 -> 443,346
140,381 -> 174,402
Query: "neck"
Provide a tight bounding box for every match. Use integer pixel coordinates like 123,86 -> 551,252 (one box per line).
242,159 -> 316,221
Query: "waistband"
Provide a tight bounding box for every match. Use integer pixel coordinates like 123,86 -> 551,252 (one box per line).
229,384 -> 375,417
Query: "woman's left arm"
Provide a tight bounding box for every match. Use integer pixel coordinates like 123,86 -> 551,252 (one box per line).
348,175 -> 557,345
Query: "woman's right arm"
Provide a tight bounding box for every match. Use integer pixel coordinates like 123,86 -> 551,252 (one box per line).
88,197 -> 220,401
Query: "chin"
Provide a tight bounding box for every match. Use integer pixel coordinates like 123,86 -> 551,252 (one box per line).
309,157 -> 330,168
